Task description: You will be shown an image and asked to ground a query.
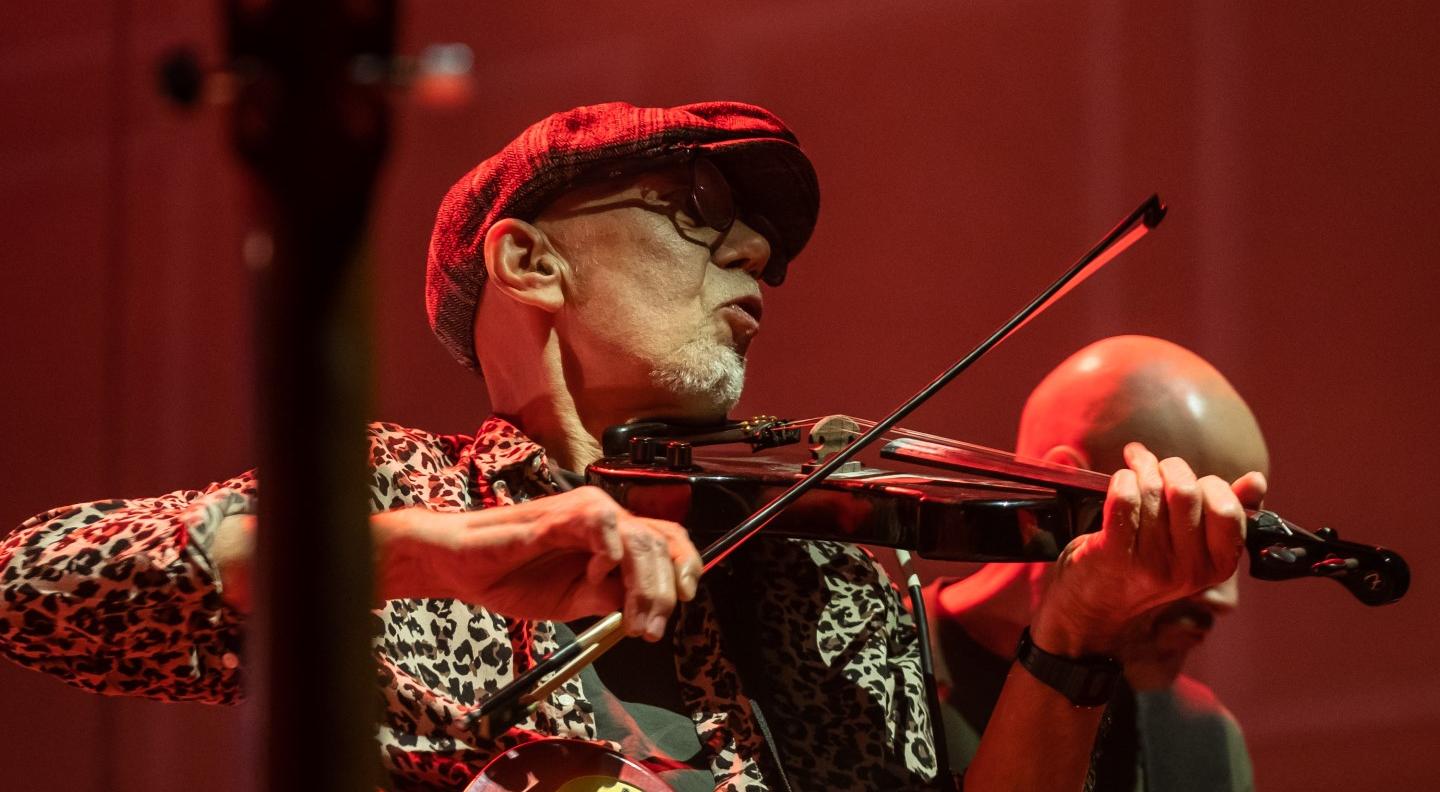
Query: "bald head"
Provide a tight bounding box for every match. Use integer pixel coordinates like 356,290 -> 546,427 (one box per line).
1017,335 -> 1270,482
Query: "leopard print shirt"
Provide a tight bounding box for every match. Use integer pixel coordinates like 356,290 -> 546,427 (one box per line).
0,417 -> 937,791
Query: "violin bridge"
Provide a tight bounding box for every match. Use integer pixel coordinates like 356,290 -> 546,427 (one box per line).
803,414 -> 864,473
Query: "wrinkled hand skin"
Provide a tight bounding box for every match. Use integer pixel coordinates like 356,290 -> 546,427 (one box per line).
1032,442 -> 1267,657
380,486 -> 702,642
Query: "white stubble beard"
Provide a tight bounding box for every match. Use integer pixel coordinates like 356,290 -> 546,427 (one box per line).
648,336 -> 747,415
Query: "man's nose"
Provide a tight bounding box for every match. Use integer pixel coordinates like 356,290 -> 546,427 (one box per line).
713,218 -> 771,280
1195,572 -> 1240,613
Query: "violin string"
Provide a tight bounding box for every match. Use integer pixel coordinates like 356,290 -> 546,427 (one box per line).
768,415 -> 1113,488
772,415 -> 1031,465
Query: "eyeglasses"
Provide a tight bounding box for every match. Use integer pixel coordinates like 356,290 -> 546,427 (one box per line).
573,153 -> 789,286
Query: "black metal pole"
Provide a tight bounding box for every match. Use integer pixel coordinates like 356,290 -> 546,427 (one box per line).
228,2 -> 395,789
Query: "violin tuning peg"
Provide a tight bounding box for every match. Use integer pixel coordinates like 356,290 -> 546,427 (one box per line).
1259,544 -> 1300,567
1311,557 -> 1360,577
1316,526 -> 1339,541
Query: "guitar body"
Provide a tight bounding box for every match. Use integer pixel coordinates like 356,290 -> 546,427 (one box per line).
466,739 -> 675,792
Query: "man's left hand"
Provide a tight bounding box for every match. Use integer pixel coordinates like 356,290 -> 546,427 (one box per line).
1031,442 -> 1267,657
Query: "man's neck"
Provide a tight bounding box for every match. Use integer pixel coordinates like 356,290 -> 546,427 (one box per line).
1122,656 -> 1186,692
501,394 -> 604,473
478,323 -> 715,473
507,387 -> 708,472
481,327 -> 605,472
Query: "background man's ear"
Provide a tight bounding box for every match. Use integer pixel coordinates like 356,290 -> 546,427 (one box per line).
482,217 -> 568,313
1040,444 -> 1089,470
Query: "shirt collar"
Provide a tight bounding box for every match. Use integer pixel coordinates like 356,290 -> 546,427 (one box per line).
461,415 -> 563,500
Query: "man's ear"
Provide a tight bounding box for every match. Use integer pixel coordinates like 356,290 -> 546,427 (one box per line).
482,217 -> 568,313
1041,444 -> 1089,470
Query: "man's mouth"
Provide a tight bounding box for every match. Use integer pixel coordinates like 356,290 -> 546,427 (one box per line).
1149,600 -> 1217,653
718,296 -> 763,347
723,295 -> 763,323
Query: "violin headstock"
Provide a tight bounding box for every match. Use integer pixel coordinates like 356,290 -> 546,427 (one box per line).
1246,510 -> 1410,606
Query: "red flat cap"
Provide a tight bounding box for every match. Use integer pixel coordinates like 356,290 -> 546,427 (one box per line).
425,100 -> 820,372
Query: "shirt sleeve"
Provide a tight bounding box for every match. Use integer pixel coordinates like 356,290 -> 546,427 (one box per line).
1222,706 -> 1255,792
0,471 -> 257,703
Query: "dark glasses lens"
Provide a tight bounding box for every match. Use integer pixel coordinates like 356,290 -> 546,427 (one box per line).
688,157 -> 736,233
688,156 -> 788,286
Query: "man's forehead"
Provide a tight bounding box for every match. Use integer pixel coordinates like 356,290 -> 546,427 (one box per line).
543,162 -> 690,213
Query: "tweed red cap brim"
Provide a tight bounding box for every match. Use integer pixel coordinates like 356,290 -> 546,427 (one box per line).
425,101 -> 820,373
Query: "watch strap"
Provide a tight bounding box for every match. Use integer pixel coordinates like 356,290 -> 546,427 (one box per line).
1015,626 -> 1121,708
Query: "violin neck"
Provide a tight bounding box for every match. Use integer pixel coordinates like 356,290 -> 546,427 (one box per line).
884,436 -> 1409,606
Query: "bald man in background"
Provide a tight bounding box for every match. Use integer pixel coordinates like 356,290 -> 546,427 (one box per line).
927,335 -> 1268,791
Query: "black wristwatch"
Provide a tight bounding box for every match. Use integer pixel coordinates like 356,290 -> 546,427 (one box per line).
1015,627 -> 1121,708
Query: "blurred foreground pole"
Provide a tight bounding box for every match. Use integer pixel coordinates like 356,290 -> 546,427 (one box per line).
226,1 -> 395,789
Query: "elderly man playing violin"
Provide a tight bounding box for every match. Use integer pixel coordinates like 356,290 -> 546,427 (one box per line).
0,102 -> 1264,791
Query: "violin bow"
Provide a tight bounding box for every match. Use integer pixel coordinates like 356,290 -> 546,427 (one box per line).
475,194 -> 1168,737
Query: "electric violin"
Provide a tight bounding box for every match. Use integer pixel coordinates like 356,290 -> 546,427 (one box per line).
591,413 -> 1409,605
464,411 -> 1410,792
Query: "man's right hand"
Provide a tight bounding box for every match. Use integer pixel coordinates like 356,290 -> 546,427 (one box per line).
378,486 -> 701,641
217,486 -> 701,642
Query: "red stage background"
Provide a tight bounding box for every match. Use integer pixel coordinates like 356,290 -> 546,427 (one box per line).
2,2 -> 1437,789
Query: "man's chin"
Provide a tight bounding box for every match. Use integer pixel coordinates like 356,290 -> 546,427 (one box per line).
1153,622 -> 1209,655
663,377 -> 743,423
660,399 -> 739,426
648,341 -> 747,415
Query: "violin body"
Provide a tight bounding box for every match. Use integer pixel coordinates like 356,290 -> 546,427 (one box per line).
589,450 -> 1099,563
587,419 -> 1409,606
